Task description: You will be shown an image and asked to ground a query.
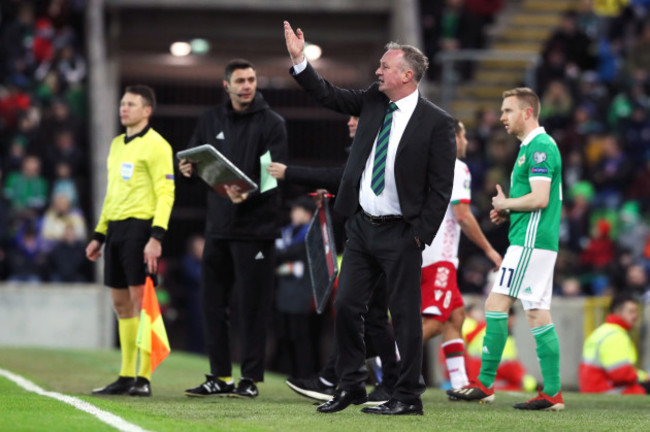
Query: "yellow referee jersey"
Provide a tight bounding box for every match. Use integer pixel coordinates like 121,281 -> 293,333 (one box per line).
95,126 -> 175,235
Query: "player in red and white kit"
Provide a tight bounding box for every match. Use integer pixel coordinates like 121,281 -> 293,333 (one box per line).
420,119 -> 502,389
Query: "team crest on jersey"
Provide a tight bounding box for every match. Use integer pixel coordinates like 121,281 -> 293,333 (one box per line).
517,155 -> 526,166
533,151 -> 547,164
121,162 -> 134,180
464,179 -> 471,190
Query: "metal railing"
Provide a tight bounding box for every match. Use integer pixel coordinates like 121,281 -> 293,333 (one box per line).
436,50 -> 541,110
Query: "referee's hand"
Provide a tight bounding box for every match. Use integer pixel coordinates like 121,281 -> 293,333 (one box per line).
144,238 -> 161,275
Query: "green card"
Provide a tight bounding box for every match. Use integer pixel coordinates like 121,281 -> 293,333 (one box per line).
259,150 -> 277,193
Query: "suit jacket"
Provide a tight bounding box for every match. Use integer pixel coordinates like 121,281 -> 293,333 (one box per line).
291,63 -> 456,245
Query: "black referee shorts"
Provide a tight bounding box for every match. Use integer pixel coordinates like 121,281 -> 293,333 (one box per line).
104,218 -> 152,289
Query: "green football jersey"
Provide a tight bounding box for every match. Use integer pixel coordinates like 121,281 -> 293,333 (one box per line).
508,128 -> 562,251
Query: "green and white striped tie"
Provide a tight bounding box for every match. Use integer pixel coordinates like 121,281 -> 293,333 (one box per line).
371,102 -> 398,195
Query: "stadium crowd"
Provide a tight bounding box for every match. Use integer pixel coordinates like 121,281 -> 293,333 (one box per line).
421,1 -> 650,301
0,0 -> 89,282
0,1 -> 648,382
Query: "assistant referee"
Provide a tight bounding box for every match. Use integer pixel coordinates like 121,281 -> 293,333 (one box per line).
86,85 -> 175,397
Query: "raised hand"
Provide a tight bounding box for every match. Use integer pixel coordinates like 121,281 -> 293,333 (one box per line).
283,20 -> 305,64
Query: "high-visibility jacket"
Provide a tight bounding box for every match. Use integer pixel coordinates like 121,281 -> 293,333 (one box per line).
579,314 -> 647,394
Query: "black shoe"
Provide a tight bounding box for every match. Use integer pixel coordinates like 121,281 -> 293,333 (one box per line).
365,383 -> 391,405
129,377 -> 151,397
316,387 -> 367,413
230,378 -> 259,399
92,376 -> 135,395
361,398 -> 423,415
286,376 -> 336,401
185,374 -> 235,397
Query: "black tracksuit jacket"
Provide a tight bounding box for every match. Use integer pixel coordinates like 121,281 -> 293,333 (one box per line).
188,92 -> 288,239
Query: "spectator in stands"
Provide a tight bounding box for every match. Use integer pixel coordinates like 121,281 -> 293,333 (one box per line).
565,181 -> 594,253
45,128 -> 84,177
39,192 -> 86,252
8,217 -> 47,282
626,152 -> 650,207
590,135 -> 633,208
3,154 -> 48,215
625,22 -> 650,83
180,234 -> 205,353
48,222 -> 87,282
579,294 -> 650,394
273,197 -> 318,379
461,0 -> 503,50
543,10 -> 596,74
50,161 -> 79,207
38,98 -> 82,152
539,80 -> 574,133
621,104 -> 650,167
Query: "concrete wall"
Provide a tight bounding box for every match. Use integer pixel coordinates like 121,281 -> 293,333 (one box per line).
0,283 -> 114,349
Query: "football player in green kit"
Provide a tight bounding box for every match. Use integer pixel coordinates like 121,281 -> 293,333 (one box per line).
447,87 -> 564,411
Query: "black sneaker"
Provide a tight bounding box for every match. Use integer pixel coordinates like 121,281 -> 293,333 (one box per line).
185,374 -> 235,397
230,378 -> 259,399
129,377 -> 151,397
446,380 -> 495,404
286,376 -> 335,401
365,383 -> 391,405
513,390 -> 564,411
92,376 -> 135,395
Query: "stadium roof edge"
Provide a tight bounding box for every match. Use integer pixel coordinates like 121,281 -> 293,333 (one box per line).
105,0 -> 392,13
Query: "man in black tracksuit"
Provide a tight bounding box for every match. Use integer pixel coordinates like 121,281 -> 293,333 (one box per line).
179,59 -> 288,398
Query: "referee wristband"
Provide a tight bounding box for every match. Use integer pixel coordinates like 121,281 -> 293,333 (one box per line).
150,226 -> 166,242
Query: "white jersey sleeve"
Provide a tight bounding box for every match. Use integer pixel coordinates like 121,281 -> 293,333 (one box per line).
421,160 -> 470,268
450,160 -> 471,204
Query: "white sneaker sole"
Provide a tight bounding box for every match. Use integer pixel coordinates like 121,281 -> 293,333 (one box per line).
285,380 -> 333,402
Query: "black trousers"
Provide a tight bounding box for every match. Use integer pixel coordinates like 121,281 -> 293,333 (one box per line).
335,211 -> 425,403
320,274 -> 399,390
200,237 -> 275,382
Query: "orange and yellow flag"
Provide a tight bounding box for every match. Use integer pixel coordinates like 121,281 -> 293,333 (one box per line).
136,276 -> 171,373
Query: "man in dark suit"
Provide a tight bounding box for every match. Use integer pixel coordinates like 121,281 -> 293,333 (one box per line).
284,21 -> 456,415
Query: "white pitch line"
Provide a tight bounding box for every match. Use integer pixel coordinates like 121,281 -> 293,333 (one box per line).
0,368 -> 152,432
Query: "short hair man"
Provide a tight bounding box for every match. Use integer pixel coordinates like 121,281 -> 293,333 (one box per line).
448,87 -> 565,411
420,119 -> 502,389
179,59 -> 288,398
88,85 -> 176,397
579,295 -> 650,395
285,21 -> 456,415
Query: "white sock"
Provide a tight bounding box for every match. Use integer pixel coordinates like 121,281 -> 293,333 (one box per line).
442,338 -> 469,389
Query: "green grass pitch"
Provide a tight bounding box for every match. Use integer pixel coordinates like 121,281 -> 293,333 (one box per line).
1,348 -> 649,432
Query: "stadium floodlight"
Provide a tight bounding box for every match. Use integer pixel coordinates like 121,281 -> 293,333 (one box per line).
190,38 -> 210,55
304,43 -> 322,61
170,41 -> 191,57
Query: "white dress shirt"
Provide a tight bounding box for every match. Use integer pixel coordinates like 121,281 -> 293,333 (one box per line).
292,58 -> 419,216
359,89 -> 419,216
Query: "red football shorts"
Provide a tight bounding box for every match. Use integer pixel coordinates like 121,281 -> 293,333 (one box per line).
420,261 -> 464,322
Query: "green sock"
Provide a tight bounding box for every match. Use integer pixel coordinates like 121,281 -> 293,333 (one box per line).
477,311 -> 509,388
533,323 -> 561,396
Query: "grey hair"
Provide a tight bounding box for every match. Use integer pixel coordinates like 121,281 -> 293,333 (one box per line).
384,42 -> 429,82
